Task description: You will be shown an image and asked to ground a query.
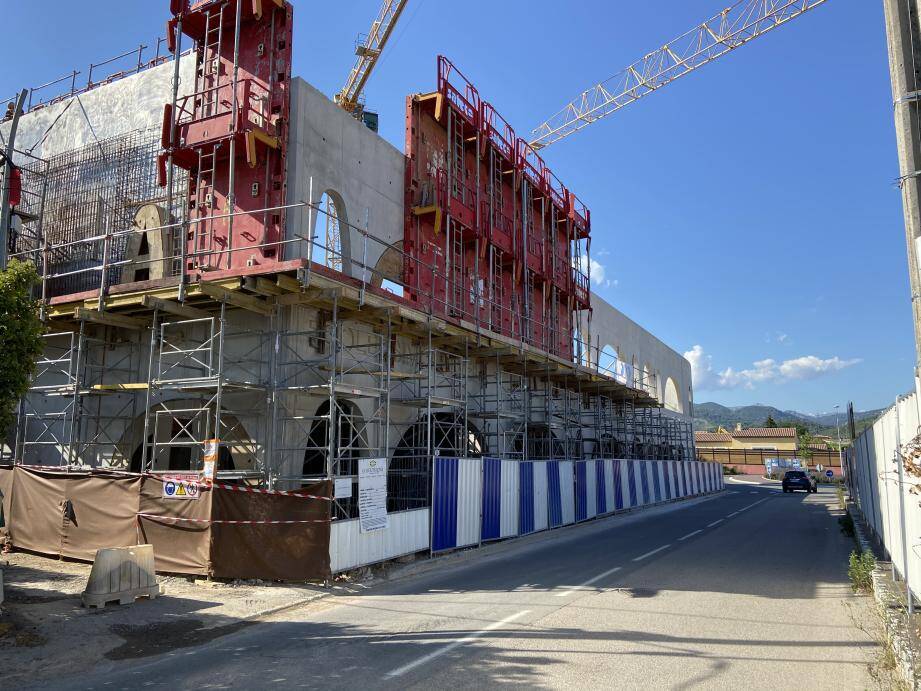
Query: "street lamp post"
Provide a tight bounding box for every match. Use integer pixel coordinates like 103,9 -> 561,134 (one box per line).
833,404 -> 844,483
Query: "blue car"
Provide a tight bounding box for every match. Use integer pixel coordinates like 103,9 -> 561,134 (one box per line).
782,470 -> 817,493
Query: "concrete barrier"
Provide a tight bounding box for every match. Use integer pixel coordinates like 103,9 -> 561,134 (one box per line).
82,544 -> 160,608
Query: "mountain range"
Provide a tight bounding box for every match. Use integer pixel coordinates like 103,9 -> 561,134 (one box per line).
693,402 -> 884,438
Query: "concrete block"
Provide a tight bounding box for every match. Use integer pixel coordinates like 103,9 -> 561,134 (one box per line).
82,544 -> 160,609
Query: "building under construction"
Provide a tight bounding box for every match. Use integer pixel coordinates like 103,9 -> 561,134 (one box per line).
0,0 -> 710,577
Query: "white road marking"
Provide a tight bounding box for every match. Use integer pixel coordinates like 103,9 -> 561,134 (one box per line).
738,498 -> 769,512
554,565 -> 623,597
707,519 -> 724,528
726,478 -> 765,485
726,511 -> 739,518
632,544 -> 671,562
678,529 -> 702,541
749,491 -> 759,494
385,610 -> 531,678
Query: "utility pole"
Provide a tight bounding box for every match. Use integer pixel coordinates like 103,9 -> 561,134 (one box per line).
0,89 -> 27,270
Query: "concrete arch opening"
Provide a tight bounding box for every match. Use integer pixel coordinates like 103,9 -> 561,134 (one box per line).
664,377 -> 682,413
312,190 -> 350,271
598,344 -> 618,376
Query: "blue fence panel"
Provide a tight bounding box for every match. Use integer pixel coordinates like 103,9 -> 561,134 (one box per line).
575,461 -> 588,522
519,461 -> 534,535
481,457 -> 502,541
547,460 -> 563,528
628,460 -> 638,506
596,460 -> 607,514
432,457 -> 459,552
614,460 -> 624,510
652,462 -> 662,503
663,461 -> 672,500
640,462 -> 650,505
681,463 -> 689,496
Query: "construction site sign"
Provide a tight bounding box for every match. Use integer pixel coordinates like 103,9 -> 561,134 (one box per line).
163,479 -> 201,500
358,458 -> 388,533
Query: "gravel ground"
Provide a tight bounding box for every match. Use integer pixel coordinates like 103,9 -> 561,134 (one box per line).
0,551 -> 334,687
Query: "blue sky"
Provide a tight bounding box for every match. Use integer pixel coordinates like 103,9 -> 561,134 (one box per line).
0,1 -> 907,414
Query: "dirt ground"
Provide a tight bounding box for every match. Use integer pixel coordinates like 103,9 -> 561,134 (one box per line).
0,551 -> 336,687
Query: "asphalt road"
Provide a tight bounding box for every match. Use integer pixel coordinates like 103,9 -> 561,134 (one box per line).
48,477 -> 876,690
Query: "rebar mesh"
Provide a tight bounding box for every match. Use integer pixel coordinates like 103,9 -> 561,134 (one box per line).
29,128 -> 185,297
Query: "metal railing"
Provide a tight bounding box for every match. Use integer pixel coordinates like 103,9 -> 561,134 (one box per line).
9,191 -> 660,401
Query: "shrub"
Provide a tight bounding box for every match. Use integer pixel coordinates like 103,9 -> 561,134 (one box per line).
0,260 -> 43,434
836,485 -> 846,510
848,549 -> 876,593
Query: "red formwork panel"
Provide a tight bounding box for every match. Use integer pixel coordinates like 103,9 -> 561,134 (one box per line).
404,56 -> 591,360
161,0 -> 292,272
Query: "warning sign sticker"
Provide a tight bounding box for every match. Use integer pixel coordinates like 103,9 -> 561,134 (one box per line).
163,479 -> 200,500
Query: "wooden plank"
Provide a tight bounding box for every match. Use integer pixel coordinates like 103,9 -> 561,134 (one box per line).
198,282 -> 274,316
276,274 -> 304,293
90,383 -> 149,391
75,308 -> 148,330
243,276 -> 285,296
141,296 -> 211,320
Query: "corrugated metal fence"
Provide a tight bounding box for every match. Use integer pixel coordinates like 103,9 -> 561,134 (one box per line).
847,392 -> 921,605
330,459 -> 724,572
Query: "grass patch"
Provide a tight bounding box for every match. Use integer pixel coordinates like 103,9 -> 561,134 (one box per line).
849,549 -> 877,593
837,485 -> 846,510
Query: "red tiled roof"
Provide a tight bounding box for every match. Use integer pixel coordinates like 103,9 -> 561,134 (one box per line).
731,427 -> 797,438
695,432 -> 732,443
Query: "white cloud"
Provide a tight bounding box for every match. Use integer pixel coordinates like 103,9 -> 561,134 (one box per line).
575,255 -> 611,287
683,345 -> 861,391
778,355 -> 861,380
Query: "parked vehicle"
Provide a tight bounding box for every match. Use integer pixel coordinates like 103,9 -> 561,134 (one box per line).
782,470 -> 817,493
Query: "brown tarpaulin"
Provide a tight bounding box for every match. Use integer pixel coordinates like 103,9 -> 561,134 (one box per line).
137,476 -> 212,575
211,481 -> 331,581
0,465 -> 14,539
61,471 -> 141,560
2,467 -> 332,580
7,467 -> 67,556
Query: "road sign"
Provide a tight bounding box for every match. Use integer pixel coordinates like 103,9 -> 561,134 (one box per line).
825,469 -> 834,479
816,464 -> 824,472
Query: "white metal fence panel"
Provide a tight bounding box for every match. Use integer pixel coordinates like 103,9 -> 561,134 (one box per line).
850,392 -> 921,606
560,460 -> 575,525
329,508 -> 430,573
500,459 -> 519,538
604,459 -> 616,513
533,460 -> 549,532
585,459 -> 598,519
456,457 -> 483,548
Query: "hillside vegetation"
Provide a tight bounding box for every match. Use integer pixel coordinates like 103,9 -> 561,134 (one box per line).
693,402 -> 882,439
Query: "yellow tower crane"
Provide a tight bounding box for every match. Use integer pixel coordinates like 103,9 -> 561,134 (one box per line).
323,1 -> 408,269
334,0 -> 409,117
529,0 -> 829,150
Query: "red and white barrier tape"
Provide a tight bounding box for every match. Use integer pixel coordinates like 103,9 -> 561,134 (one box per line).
6,464 -> 331,502
137,512 -> 329,525
209,482 -> 332,502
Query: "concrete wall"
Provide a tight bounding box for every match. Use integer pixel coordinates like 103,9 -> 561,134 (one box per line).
286,78 -> 404,281
589,292 -> 693,415
1,57 -> 196,163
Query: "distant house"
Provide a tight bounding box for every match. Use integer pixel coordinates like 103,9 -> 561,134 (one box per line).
695,425 -> 797,452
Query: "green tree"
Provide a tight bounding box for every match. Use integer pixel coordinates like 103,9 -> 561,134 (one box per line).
0,260 -> 44,434
798,429 -> 815,469
765,415 -> 777,428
